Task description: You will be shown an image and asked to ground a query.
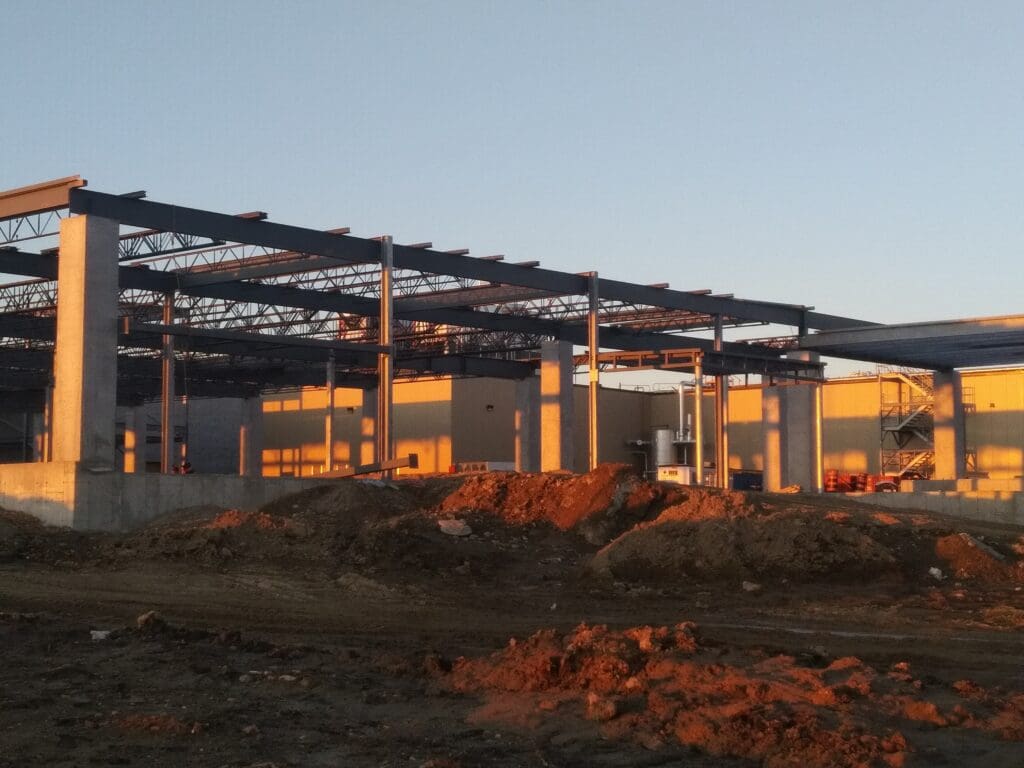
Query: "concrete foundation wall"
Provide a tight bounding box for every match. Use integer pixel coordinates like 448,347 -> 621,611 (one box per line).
851,489 -> 1024,527
0,461 -> 326,531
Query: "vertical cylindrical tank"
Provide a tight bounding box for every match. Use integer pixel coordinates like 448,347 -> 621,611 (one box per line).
651,427 -> 677,468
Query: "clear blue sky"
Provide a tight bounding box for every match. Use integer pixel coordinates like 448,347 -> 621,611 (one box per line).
5,1 -> 1023,327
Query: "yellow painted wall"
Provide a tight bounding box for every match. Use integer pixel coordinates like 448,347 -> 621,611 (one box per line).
964,369 -> 1024,478
822,378 -> 881,474
393,378 -> 454,474
724,386 -> 763,471
260,368 -> 1024,480
262,378 -> 453,477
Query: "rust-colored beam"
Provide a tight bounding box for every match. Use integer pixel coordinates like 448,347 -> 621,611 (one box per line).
0,176 -> 86,221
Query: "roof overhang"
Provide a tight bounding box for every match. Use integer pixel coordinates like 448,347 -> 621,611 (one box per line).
799,314 -> 1024,370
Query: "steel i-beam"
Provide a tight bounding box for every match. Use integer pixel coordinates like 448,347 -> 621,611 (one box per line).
160,292 -> 176,474
693,358 -> 704,486
587,273 -> 600,472
714,315 -> 729,488
324,350 -> 335,473
378,236 -> 394,475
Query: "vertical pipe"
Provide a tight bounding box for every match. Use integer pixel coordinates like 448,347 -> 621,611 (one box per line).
587,273 -> 600,471
378,236 -> 394,475
677,383 -> 685,440
160,292 -> 176,474
324,350 -> 335,473
694,358 -> 704,485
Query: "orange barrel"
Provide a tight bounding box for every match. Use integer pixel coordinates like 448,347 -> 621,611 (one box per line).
865,474 -> 877,492
854,473 -> 868,491
824,469 -> 839,492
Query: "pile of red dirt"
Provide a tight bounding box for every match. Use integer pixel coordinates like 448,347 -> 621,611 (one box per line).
935,533 -> 1024,583
437,464 -> 680,544
447,623 -> 1024,768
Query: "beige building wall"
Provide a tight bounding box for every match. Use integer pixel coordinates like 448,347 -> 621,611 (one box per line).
451,378 -> 516,464
258,368 -> 1024,480
262,378 -> 453,477
572,385 -> 652,471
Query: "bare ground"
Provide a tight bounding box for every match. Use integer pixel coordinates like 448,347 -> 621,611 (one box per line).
2,466 -> 1023,767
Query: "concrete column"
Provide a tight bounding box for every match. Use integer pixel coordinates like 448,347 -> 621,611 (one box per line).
762,355 -> 822,491
51,215 -> 119,467
122,406 -> 141,473
933,369 -> 966,480
514,375 -> 540,472
540,339 -> 574,472
238,396 -> 263,477
360,387 -> 379,466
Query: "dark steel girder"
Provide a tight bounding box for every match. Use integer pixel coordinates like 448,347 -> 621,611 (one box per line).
67,189 -> 873,331
2,249 -> 773,364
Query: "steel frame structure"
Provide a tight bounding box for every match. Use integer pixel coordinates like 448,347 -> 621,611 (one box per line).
0,176 -> 879,472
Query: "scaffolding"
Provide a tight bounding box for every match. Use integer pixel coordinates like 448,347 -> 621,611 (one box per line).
879,369 -> 975,478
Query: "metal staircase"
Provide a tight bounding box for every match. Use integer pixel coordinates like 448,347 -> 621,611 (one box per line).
879,369 -> 974,478
880,370 -> 936,478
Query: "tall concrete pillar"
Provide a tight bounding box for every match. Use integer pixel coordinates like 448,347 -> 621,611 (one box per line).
360,387 -> 379,466
238,396 -> 263,477
122,406 -> 142,473
51,215 -> 119,467
540,339 -> 574,472
933,370 -> 965,480
762,353 -> 823,492
514,375 -> 540,472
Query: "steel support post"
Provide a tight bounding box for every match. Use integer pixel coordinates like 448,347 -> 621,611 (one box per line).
714,315 -> 729,488
238,396 -> 263,477
324,350 -> 335,473
587,273 -> 600,472
693,358 -> 704,486
814,380 -> 824,493
377,236 -> 394,475
42,381 -> 52,462
160,292 -> 176,474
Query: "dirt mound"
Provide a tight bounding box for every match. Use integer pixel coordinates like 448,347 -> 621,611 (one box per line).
935,533 -> 1024,583
107,480 -> 427,566
589,492 -> 1024,587
589,504 -> 898,585
437,464 -> 677,544
448,623 -> 1024,767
